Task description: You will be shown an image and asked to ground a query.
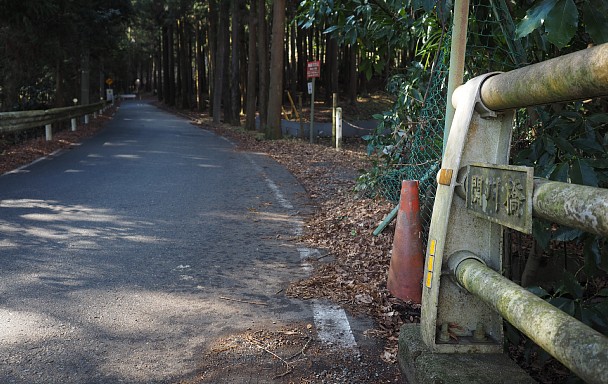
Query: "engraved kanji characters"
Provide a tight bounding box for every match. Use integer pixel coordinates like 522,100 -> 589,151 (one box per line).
504,178 -> 526,217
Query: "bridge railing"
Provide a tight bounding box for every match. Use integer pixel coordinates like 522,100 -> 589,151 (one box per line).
0,101 -> 108,140
420,43 -> 608,384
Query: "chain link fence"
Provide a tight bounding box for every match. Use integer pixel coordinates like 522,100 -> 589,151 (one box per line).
375,0 -> 523,244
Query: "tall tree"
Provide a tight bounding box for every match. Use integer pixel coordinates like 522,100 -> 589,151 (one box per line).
0,0 -> 132,110
228,0 -> 243,126
195,20 -> 207,111
168,21 -> 176,106
162,24 -> 171,104
266,0 -> 286,139
81,48 -> 91,105
347,43 -> 358,105
325,35 -> 338,104
245,0 -> 258,130
288,8 -> 297,98
178,17 -> 192,109
207,0 -> 218,113
212,0 -> 230,122
296,22 -> 306,98
256,0 -> 269,129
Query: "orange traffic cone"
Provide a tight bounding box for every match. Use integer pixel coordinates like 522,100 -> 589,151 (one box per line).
387,180 -> 424,303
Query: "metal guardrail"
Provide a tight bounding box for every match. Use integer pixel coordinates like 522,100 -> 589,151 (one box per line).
533,179 -> 608,237
0,101 -> 107,139
480,43 -> 608,110
448,43 -> 608,383
450,254 -> 608,384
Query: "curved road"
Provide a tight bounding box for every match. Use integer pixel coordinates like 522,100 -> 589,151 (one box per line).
0,101 -> 364,383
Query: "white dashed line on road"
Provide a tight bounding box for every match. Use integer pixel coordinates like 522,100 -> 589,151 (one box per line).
264,177 -> 294,210
247,153 -> 358,353
312,301 -> 359,353
245,154 -> 294,210
298,247 -> 358,352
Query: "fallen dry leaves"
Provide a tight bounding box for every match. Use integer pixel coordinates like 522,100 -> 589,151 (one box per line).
186,322 -> 399,383
1,103 -> 417,368
196,116 -> 421,365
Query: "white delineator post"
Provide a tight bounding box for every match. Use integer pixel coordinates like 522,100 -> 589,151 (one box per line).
335,107 -> 342,150
45,124 -> 52,141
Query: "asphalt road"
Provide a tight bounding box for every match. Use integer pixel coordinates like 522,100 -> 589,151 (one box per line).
0,101 -> 370,383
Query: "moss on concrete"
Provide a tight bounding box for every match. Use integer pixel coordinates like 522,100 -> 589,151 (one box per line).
398,323 -> 536,384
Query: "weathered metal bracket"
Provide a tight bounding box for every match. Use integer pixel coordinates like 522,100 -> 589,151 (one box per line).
420,73 -> 513,353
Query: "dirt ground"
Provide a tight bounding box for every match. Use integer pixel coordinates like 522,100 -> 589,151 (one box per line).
178,323 -> 402,383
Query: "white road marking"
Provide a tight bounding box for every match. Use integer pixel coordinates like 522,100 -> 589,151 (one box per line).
217,135 -> 233,145
244,154 -> 294,210
246,152 -> 358,352
312,301 -> 359,352
298,247 -> 358,352
2,149 -> 63,176
297,247 -> 318,273
264,177 -> 294,210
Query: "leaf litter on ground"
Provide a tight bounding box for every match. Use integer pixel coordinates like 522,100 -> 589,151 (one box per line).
0,102 -> 416,374
195,116 -> 421,366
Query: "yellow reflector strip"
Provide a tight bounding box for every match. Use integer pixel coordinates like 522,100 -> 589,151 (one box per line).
425,239 -> 437,288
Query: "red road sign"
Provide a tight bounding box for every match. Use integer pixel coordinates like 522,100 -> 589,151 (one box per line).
307,60 -> 321,78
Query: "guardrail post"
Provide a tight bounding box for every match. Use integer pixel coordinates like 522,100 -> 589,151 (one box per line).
45,124 -> 52,141
71,118 -> 77,132
332,93 -> 337,145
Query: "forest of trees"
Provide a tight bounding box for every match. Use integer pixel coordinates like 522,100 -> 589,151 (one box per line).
123,0 -> 421,137
0,0 -> 134,110
1,0 -> 607,147
0,0 -> 460,137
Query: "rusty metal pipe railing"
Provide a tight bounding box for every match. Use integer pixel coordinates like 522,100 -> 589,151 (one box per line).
480,43 -> 608,110
451,255 -> 608,384
533,179 -> 608,237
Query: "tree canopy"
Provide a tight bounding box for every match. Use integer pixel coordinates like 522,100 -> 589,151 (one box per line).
0,0 -> 133,110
